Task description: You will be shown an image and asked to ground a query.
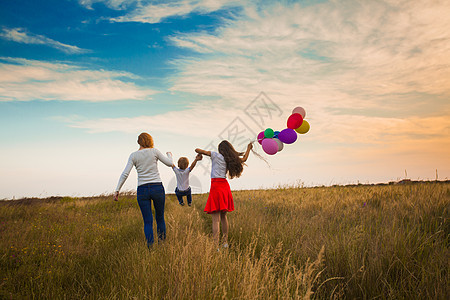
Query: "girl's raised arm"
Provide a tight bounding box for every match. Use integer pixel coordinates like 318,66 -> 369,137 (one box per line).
189,154 -> 202,172
195,148 -> 211,157
241,142 -> 253,163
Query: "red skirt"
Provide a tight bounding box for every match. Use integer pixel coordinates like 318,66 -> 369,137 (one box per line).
204,178 -> 234,214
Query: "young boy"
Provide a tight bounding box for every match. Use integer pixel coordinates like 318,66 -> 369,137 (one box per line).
172,153 -> 202,206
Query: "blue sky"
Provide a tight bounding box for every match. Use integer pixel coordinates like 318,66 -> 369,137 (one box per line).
1,0 -> 449,199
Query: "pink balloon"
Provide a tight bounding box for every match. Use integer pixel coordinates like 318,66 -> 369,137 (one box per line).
278,128 -> 297,144
262,138 -> 278,155
292,107 -> 306,118
257,131 -> 265,145
287,113 -> 303,129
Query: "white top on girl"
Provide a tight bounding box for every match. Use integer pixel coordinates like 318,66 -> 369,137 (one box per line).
116,148 -> 173,192
172,167 -> 191,191
210,151 -> 227,179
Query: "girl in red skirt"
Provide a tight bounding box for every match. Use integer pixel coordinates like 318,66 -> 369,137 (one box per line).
195,140 -> 253,249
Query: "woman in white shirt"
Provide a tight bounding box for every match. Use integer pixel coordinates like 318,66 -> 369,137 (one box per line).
114,132 -> 173,247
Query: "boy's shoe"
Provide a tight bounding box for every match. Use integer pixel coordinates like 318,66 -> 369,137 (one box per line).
179,202 -> 185,206
188,203 -> 192,206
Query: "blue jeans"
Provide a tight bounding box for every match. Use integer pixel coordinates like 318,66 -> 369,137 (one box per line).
175,187 -> 192,205
137,183 -> 166,246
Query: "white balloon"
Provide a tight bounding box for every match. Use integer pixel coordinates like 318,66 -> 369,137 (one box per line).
274,138 -> 284,152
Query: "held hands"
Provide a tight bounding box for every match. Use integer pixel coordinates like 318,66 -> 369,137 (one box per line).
167,153 -> 175,168
113,191 -> 119,201
196,153 -> 203,160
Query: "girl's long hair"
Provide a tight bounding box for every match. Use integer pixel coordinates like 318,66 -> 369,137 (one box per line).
218,140 -> 245,179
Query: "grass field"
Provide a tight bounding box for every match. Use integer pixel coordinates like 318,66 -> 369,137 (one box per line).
0,182 -> 448,299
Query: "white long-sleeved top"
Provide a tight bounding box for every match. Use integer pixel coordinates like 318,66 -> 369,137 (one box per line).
210,151 -> 227,178
115,148 -> 173,192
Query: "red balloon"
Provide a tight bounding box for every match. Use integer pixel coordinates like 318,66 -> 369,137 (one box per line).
287,113 -> 303,129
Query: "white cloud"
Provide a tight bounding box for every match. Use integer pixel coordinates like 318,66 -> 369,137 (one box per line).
80,0 -> 243,23
0,28 -> 89,54
67,104 -> 241,136
159,0 -> 450,149
168,0 -> 450,99
69,0 -> 450,141
0,57 -> 157,101
79,0 -> 135,10
70,0 -> 450,173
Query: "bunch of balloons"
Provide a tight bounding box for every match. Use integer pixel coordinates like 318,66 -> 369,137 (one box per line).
257,106 -> 310,155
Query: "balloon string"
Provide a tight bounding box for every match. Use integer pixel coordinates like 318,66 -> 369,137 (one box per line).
249,140 -> 272,169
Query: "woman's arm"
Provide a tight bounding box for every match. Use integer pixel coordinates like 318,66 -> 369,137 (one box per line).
166,152 -> 176,168
114,155 -> 134,201
195,148 -> 211,156
155,149 -> 174,167
241,142 -> 253,163
189,154 -> 202,172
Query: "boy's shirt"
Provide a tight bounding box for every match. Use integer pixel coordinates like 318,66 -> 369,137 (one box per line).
172,167 -> 191,191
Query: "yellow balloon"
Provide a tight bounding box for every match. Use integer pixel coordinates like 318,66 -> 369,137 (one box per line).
295,120 -> 310,134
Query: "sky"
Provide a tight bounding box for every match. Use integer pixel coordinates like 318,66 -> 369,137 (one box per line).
0,0 -> 449,199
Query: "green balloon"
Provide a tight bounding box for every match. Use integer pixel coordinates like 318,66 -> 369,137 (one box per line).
264,128 -> 274,138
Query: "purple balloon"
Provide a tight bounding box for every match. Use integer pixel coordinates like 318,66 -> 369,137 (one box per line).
262,138 -> 278,155
278,128 -> 297,144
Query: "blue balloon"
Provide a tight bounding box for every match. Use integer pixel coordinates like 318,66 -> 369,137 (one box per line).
273,130 -> 280,138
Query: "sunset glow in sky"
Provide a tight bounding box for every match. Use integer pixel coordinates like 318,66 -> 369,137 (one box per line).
1,0 -> 449,199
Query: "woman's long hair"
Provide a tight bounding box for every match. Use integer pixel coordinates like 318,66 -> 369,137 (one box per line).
218,140 -> 245,179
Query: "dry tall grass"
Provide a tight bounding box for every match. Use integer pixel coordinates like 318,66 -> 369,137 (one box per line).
1,182 -> 448,299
